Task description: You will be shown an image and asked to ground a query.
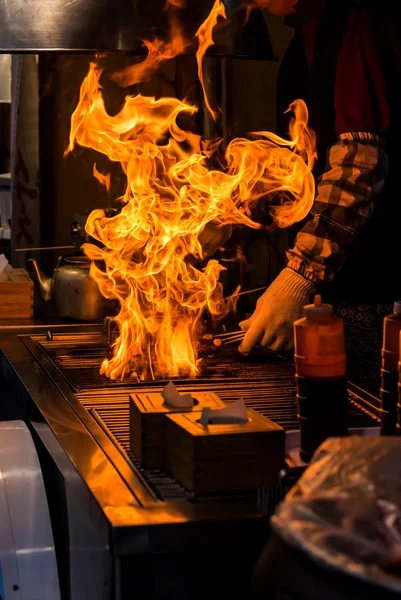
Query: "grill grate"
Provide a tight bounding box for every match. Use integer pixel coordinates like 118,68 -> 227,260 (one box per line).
38,333 -> 296,393
78,388 -> 379,433
40,333 -> 380,432
89,394 -> 377,501
36,332 -> 380,502
91,406 -> 190,500
94,397 -> 292,510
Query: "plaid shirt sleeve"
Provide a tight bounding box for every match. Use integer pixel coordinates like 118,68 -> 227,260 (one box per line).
286,132 -> 389,284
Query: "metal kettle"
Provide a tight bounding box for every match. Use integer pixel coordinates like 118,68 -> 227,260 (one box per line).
27,255 -> 115,321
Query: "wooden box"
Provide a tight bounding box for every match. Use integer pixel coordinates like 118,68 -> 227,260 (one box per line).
165,409 -> 285,495
130,390 -> 225,468
0,269 -> 34,319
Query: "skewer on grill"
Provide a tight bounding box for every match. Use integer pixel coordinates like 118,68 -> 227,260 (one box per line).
201,330 -> 245,347
221,333 -> 245,346
209,330 -> 246,346
206,284 -> 268,346
213,330 -> 244,339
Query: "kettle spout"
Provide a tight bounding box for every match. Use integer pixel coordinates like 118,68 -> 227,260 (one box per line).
27,259 -> 52,302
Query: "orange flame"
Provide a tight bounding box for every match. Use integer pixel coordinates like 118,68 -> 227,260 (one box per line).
195,0 -> 227,121
112,32 -> 188,88
93,164 -> 111,194
66,6 -> 316,381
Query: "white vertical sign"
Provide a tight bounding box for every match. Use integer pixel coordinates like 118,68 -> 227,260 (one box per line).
10,55 -> 40,266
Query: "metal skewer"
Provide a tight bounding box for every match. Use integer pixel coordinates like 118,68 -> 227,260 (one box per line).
216,285 -> 267,306
15,245 -> 76,252
221,334 -> 245,345
213,330 -> 244,339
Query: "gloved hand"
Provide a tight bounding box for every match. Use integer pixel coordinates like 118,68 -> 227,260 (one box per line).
238,267 -> 315,354
198,222 -> 232,259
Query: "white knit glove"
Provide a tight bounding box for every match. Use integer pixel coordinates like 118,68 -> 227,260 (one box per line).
238,267 -> 316,354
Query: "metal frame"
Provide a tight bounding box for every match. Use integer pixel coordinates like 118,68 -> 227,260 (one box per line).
0,0 -> 275,57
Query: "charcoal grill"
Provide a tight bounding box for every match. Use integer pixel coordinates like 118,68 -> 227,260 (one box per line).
22,328 -> 380,500
0,323 -> 381,600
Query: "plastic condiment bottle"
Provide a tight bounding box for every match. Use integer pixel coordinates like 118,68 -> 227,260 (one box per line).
294,294 -> 348,462
381,301 -> 401,435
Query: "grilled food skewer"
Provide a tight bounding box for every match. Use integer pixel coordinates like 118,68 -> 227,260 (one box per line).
213,330 -> 244,339
221,334 -> 245,346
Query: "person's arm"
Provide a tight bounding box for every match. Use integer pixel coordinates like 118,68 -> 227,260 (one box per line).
287,4 -> 392,285
240,6 -> 394,354
287,134 -> 388,285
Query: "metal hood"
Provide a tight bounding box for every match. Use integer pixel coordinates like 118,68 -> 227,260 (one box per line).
0,0 -> 274,59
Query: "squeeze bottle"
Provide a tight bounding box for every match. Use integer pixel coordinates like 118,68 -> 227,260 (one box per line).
381,301 -> 401,435
294,294 -> 348,462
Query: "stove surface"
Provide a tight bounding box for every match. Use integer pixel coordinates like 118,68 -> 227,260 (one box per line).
36,331 -> 295,390
0,325 -> 381,556
26,330 -> 379,498
35,331 -> 378,424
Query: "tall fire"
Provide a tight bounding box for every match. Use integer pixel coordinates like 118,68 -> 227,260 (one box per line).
67,0 -> 316,381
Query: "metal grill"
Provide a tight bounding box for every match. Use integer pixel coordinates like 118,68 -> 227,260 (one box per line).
39,332 -> 380,431
38,333 -> 296,393
87,393 -> 377,502
91,405 -> 190,500
78,388 -> 379,432
90,401 -> 292,506
35,332 -> 380,503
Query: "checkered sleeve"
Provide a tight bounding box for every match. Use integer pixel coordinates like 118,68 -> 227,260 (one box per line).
286,133 -> 389,283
